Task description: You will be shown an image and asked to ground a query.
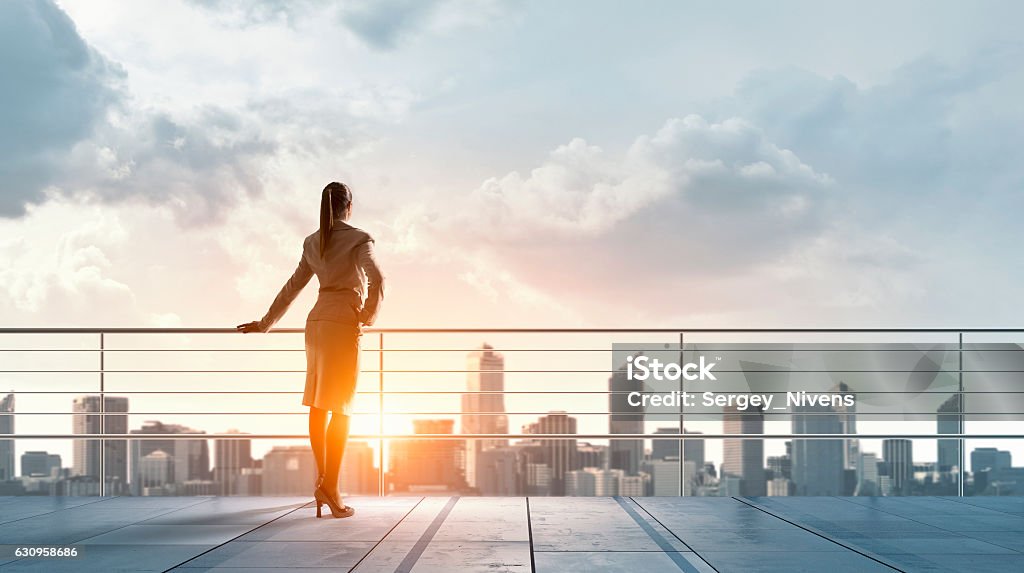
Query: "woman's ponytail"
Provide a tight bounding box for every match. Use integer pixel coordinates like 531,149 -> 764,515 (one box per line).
319,185 -> 334,259
319,181 -> 353,259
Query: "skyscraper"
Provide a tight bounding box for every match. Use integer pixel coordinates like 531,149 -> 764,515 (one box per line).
129,420 -> 210,495
340,440 -> 378,495
262,445 -> 316,495
609,362 -> 643,475
0,393 -> 13,481
72,395 -> 128,491
389,419 -> 467,492
214,430 -> 253,495
722,404 -> 766,496
970,447 -> 1011,474
652,427 -> 705,467
524,411 -> 578,496
882,438 -> 914,495
832,382 -> 859,470
937,394 -> 961,472
476,446 -> 523,495
20,451 -> 61,477
462,344 -> 508,488
791,402 -> 845,496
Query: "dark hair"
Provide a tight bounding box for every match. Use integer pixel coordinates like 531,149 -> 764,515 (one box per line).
319,181 -> 353,258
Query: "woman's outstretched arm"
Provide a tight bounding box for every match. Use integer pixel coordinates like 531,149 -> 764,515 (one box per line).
356,239 -> 385,326
237,251 -> 313,333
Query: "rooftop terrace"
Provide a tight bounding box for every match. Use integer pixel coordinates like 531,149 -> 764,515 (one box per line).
1,495 -> 1023,572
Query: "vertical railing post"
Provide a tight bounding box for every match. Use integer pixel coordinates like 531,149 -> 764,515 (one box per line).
378,331 -> 384,497
99,331 -> 105,497
678,331 -> 685,497
958,331 -> 965,497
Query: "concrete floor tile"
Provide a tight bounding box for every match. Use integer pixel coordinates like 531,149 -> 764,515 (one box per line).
353,540 -> 530,573
698,551 -> 898,573
535,551 -> 715,573
186,541 -> 374,569
78,524 -> 254,546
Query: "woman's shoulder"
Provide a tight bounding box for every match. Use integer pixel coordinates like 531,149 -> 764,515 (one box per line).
340,224 -> 374,244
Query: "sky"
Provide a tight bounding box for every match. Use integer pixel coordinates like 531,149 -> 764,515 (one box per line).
1,1 -> 1023,474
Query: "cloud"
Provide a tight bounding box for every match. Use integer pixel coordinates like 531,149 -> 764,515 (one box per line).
337,0 -> 508,51
339,0 -> 441,50
454,114 -> 833,248
0,201 -> 137,323
0,0 -> 123,216
63,105 -> 278,226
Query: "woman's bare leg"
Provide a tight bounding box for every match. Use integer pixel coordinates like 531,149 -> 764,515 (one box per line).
309,406 -> 329,483
323,411 -> 350,499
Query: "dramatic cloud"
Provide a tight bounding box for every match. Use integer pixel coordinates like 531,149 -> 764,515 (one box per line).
0,0 -> 122,216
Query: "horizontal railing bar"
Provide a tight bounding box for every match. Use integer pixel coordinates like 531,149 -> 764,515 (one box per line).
7,348 -> 1024,352
1,327 -> 1024,334
0,368 -> 999,374
14,411 -> 1024,415
10,433 -> 1023,439
1,389 -> 1014,394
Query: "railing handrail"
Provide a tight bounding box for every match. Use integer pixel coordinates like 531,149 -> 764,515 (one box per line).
2,327 -> 1024,334
11,433 -> 1018,440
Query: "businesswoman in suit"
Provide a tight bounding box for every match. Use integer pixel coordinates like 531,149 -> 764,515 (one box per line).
237,182 -> 384,519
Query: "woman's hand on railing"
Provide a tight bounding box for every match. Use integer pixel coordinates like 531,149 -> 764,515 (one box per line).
236,321 -> 266,333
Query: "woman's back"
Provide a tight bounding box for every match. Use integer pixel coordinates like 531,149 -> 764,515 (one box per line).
304,221 -> 382,324
255,220 -> 384,331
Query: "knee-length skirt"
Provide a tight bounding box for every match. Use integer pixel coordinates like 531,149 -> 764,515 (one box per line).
303,319 -> 361,414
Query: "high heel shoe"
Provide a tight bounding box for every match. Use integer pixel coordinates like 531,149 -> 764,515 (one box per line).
314,483 -> 355,519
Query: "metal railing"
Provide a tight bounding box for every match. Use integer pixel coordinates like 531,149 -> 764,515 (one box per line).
1,327 -> 1023,497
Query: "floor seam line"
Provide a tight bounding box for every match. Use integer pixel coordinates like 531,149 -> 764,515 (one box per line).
392,496 -> 459,573
734,497 -> 906,572
349,496 -> 426,572
628,497 -> 719,573
612,496 -> 704,573
159,501 -> 310,572
0,495 -> 115,528
526,497 -> 537,573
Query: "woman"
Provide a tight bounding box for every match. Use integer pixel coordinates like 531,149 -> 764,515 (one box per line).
237,181 -> 384,519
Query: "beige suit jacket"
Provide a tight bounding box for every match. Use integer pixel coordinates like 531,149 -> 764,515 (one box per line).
258,220 -> 384,331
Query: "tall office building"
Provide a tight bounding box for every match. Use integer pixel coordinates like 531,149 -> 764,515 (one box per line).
832,382 -> 859,470
577,442 -> 607,469
0,393 -> 13,481
970,447 -> 1011,474
882,438 -> 914,495
72,395 -> 129,490
722,404 -> 766,496
389,419 -> 467,492
609,362 -> 644,475
340,440 -> 378,495
262,445 -> 316,495
937,394 -> 962,472
566,467 -> 622,496
462,344 -> 508,488
214,430 -> 253,495
20,451 -> 61,477
476,446 -> 523,495
137,450 -> 174,493
129,420 -> 210,495
649,457 -> 683,496
523,411 -> 578,496
791,402 -> 845,496
855,452 -> 880,496
652,427 -> 705,467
